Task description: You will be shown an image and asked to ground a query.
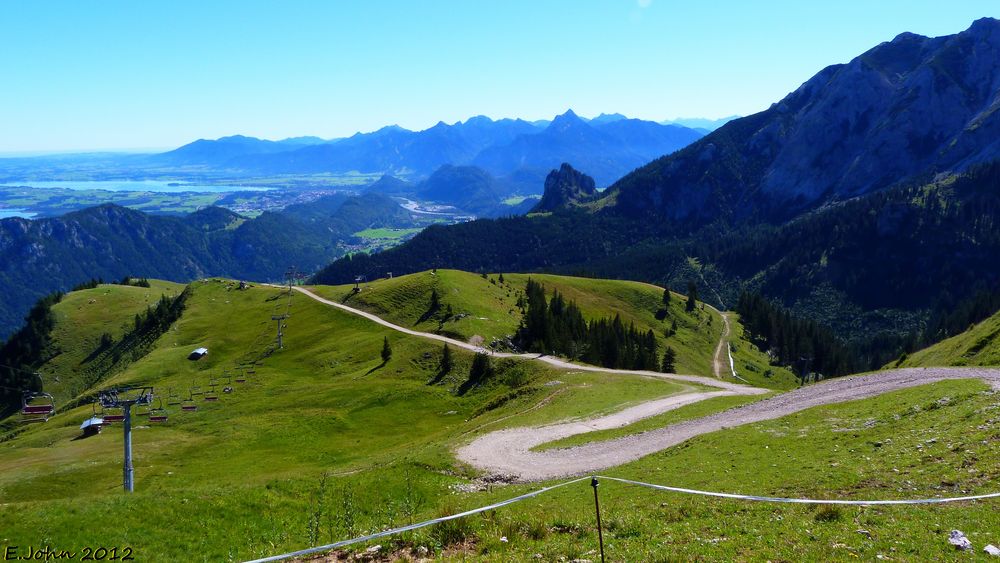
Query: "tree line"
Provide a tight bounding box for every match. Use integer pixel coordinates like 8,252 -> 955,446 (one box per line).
516,279 -> 668,371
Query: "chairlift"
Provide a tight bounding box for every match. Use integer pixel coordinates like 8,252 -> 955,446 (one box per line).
204,383 -> 219,402
234,369 -> 247,384
148,399 -> 168,423
166,387 -> 182,406
190,385 -> 204,397
102,406 -> 125,423
20,391 -> 55,423
181,393 -> 198,412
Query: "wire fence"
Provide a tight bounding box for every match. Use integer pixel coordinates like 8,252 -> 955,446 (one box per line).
245,474 -> 1000,562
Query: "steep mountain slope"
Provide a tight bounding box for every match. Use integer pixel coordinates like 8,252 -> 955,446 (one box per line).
895,305 -> 1000,368
313,19 -> 1000,367
609,17 -> 1000,223
0,195 -> 421,339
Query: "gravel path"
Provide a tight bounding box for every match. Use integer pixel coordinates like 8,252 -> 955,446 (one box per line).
457,368 -> 1000,481
295,286 -> 763,394
292,287 -> 1000,483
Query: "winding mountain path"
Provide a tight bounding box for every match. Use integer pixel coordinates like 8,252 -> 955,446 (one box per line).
293,286 -> 761,393
292,286 -> 1000,482
457,368 -> 1000,481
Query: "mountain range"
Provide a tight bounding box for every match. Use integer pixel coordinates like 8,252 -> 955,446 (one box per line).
151,111 -> 704,185
312,17 -> 1000,366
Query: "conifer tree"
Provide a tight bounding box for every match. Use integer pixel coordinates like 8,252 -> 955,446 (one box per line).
661,346 -> 677,373
686,281 -> 698,312
440,343 -> 453,374
381,337 -> 392,363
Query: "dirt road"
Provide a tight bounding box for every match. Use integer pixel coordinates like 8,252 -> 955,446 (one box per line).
292,287 -> 999,482
457,367 -> 1000,481
294,286 -> 763,394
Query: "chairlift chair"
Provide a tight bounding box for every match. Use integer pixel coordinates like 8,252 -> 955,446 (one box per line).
190,385 -> 203,397
20,391 -> 55,423
148,399 -> 168,423
204,383 -> 219,402
181,393 -> 198,412
102,406 -> 125,423
166,387 -> 182,406
234,369 -> 247,384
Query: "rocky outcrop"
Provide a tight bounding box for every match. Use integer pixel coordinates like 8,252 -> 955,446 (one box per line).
532,163 -> 598,212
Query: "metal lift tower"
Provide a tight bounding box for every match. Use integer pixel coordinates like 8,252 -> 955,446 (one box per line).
98,387 -> 153,492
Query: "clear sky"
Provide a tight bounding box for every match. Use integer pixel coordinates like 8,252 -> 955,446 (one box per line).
1,0 -> 998,152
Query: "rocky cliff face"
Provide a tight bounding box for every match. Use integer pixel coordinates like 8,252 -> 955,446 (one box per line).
532,163 -> 598,212
609,17 -> 1000,223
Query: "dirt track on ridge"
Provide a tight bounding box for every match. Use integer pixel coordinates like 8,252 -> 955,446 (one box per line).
291,287 -> 1000,482
457,367 -> 1000,481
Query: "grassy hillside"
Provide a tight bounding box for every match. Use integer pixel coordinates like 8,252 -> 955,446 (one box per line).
2,276 -> 996,561
0,278 -> 705,560
895,309 -> 1000,368
40,281 -> 185,406
311,270 -> 734,378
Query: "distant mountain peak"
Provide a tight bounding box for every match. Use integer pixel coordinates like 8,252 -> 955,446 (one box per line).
590,112 -> 628,124
969,16 -> 1000,35
464,115 -> 494,125
548,109 -> 590,132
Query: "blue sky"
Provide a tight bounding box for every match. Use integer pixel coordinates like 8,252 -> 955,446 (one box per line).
1,0 -> 997,152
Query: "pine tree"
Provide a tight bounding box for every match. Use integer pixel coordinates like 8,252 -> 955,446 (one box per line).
662,288 -> 671,305
430,288 -> 440,311
381,337 -> 392,363
686,281 -> 698,312
661,346 -> 677,373
469,352 -> 493,384
440,343 -> 453,374
498,273 -> 505,284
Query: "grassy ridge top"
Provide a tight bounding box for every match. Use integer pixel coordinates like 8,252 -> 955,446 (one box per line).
40,281 -> 184,406
311,269 -> 729,377
895,310 -> 1000,368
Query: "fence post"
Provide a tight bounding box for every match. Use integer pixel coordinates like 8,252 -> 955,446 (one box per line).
591,477 -> 606,563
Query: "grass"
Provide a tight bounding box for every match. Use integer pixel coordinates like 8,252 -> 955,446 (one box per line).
0,277 -> 723,561
42,281 -> 185,405
3,274 -> 996,561
896,310 -> 1000,368
309,269 -> 752,379
352,227 -> 423,240
501,195 -> 540,206
426,378 -> 1000,561
727,312 -> 798,389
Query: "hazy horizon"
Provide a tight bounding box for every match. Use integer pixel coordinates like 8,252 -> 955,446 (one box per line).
2,0 -> 998,152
